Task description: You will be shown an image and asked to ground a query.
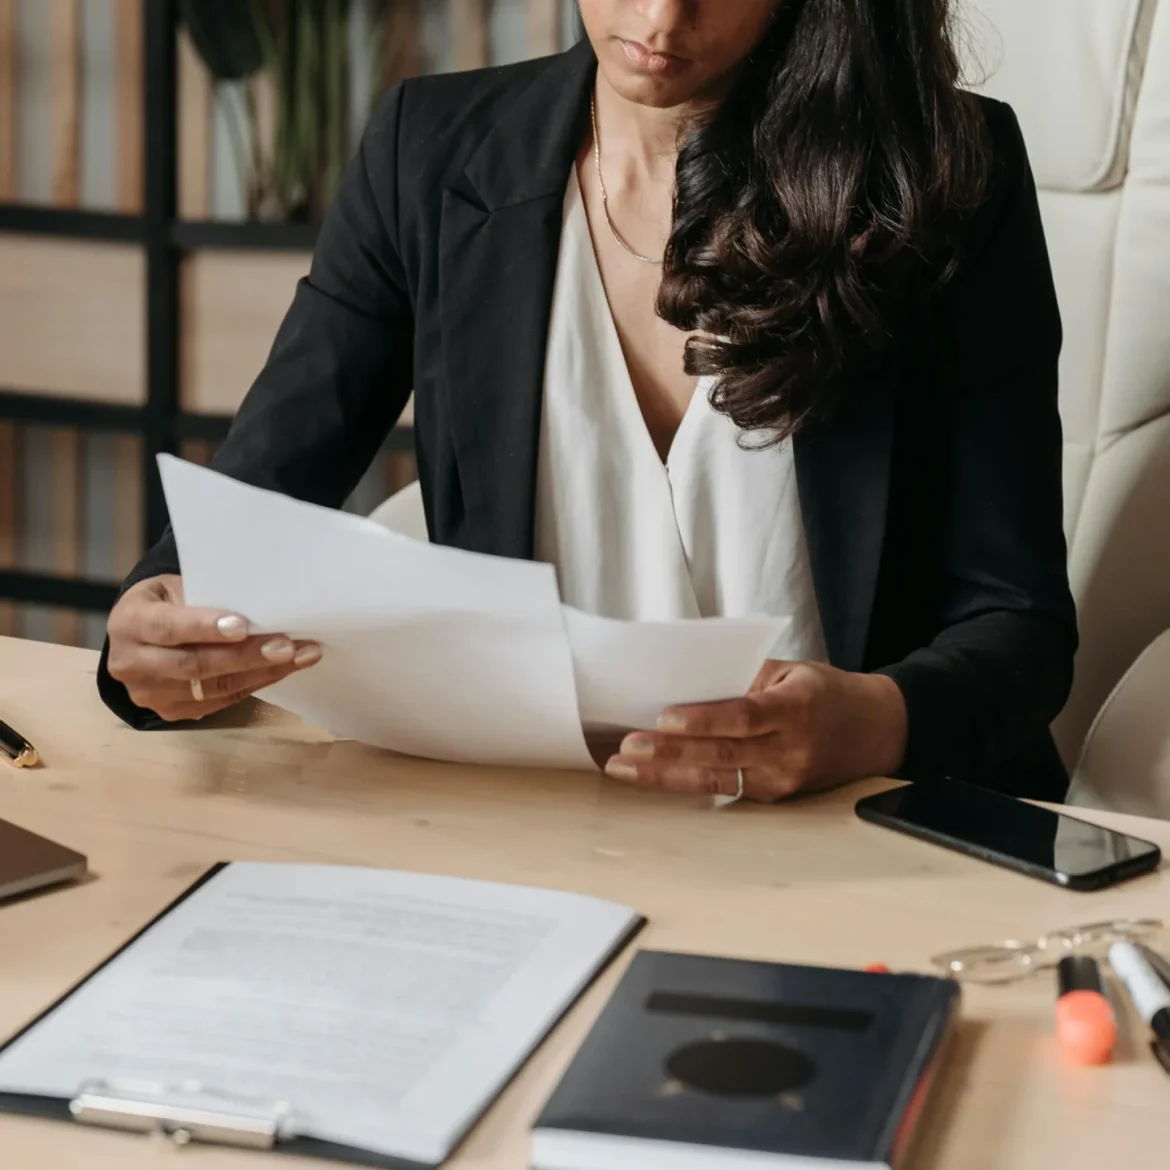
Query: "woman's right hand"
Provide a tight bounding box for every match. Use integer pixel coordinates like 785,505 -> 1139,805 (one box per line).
106,574 -> 321,722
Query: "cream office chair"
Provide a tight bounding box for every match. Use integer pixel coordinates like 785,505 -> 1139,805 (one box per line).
966,0 -> 1170,807
371,0 -> 1170,814
1068,629 -> 1170,820
369,478 -> 427,541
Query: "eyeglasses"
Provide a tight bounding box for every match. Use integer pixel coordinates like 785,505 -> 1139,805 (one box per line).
930,918 -> 1167,984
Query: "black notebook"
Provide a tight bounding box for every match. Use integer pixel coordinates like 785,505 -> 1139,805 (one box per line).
533,950 -> 960,1170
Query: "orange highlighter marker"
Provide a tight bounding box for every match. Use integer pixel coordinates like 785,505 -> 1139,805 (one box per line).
1056,955 -> 1116,1065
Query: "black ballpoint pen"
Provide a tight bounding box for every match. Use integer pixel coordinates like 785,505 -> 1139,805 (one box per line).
0,718 -> 39,767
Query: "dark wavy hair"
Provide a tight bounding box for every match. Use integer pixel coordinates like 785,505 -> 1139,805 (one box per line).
656,0 -> 990,441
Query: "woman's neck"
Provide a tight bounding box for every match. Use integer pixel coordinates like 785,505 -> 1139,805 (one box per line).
591,73 -> 689,192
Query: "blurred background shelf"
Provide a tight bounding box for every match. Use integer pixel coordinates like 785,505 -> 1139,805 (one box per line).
0,203 -> 144,239
0,569 -> 120,612
170,220 -> 319,251
0,0 -> 574,646
0,208 -> 322,249
0,390 -> 414,449
0,390 -> 143,432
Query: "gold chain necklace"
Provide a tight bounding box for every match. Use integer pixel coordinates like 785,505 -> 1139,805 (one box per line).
590,90 -> 664,266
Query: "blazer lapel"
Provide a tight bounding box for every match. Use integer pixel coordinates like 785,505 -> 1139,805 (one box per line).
794,383 -> 894,672
438,42 -> 596,559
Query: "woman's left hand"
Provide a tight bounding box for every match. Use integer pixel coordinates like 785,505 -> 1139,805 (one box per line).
604,661 -> 908,802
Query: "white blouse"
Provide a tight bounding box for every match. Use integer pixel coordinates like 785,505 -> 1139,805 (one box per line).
534,170 -> 827,663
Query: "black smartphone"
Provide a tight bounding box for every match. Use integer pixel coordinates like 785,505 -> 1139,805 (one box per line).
855,780 -> 1163,891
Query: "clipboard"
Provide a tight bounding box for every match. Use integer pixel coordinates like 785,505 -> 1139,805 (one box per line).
0,862 -> 644,1167
0,864 -> 424,1167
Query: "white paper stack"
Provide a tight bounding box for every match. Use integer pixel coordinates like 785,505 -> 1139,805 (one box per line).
160,457 -> 789,769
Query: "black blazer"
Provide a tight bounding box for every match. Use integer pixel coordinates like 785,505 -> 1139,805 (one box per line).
99,42 -> 1077,800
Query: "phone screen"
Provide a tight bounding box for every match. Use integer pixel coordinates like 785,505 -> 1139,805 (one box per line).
860,782 -> 1160,879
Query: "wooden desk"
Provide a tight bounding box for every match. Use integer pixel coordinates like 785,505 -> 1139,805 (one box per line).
1,635 -> 1168,1168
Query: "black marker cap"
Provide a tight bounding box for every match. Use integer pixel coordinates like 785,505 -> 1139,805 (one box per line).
1058,955 -> 1104,997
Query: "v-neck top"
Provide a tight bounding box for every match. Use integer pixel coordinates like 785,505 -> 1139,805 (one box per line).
533,170 -> 826,661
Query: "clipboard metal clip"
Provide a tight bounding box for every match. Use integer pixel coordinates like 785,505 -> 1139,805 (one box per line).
69,1077 -> 298,1150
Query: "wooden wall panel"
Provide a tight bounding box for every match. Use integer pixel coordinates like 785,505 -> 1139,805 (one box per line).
179,250 -> 311,414
49,426 -> 81,644
177,29 -> 211,218
250,68 -> 276,206
111,433 -> 142,578
0,422 -> 16,637
530,0 -> 561,57
382,0 -> 420,85
386,452 -> 418,496
0,0 -> 15,200
179,250 -> 414,425
453,0 -> 489,70
50,0 -> 80,206
114,0 -> 143,212
0,235 -> 147,403
179,440 -> 217,467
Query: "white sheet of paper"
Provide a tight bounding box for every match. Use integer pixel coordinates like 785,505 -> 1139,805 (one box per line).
0,862 -> 639,1165
563,606 -> 791,732
159,458 -> 792,769
159,456 -> 594,769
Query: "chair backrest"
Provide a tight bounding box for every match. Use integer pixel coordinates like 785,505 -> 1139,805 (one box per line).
1068,627 -> 1170,819
965,0 -> 1170,764
368,479 -> 428,541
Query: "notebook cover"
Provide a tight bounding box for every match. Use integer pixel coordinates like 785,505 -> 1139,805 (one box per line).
534,949 -> 960,1165
0,818 -> 88,902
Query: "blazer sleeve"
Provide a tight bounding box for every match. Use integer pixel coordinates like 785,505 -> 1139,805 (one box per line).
876,101 -> 1078,784
98,83 -> 415,727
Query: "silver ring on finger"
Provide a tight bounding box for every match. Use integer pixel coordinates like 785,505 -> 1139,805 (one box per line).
189,677 -> 205,703
713,767 -> 746,809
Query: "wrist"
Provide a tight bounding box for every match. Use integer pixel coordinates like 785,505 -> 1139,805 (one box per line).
855,671 -> 909,780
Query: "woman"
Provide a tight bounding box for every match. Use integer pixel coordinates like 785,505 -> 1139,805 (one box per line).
101,0 -> 1076,803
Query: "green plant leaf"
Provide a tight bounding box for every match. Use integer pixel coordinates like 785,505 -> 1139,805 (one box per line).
180,0 -> 265,81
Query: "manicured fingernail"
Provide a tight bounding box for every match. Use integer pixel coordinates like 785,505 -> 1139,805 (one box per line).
294,644 -> 322,668
621,736 -> 655,761
605,760 -> 639,782
260,637 -> 294,664
217,615 -> 249,639
656,713 -> 687,733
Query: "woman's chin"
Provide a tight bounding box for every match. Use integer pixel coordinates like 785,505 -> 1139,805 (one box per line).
602,54 -> 703,109
604,74 -> 698,110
